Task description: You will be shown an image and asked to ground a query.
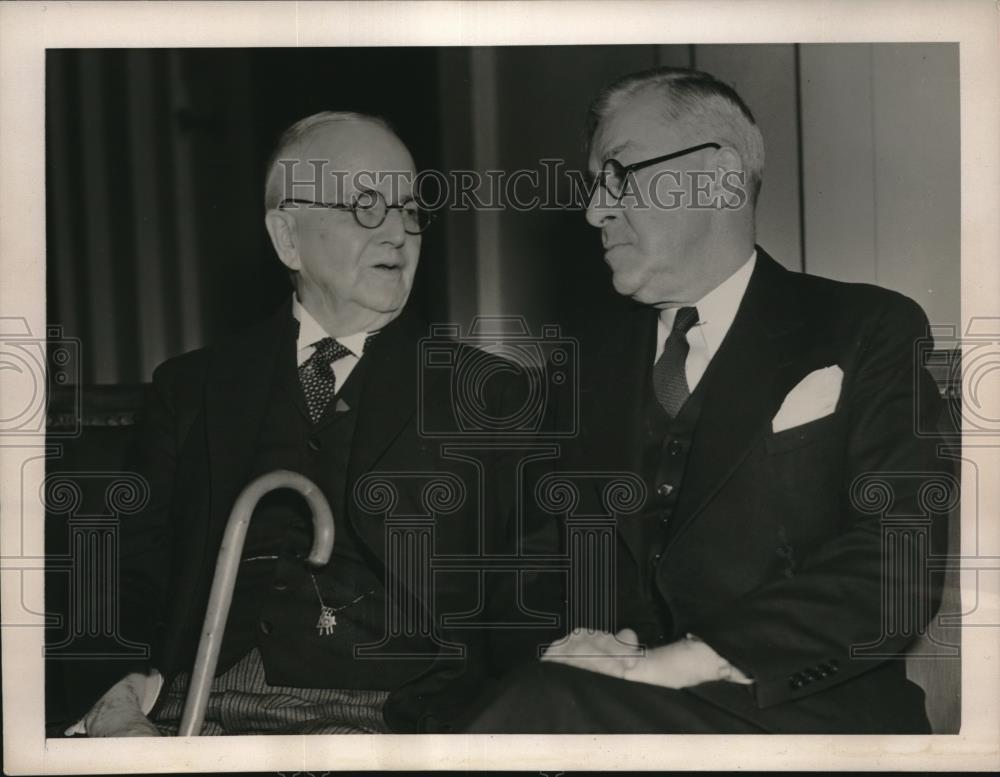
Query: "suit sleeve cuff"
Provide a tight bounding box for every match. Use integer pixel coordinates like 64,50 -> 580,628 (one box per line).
140,669 -> 164,715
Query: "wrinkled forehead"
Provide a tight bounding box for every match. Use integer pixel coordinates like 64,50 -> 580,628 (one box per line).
588,88 -> 691,170
292,121 -> 417,199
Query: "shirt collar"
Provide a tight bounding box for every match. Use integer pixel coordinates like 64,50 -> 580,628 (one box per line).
660,249 -> 757,355
291,295 -> 369,358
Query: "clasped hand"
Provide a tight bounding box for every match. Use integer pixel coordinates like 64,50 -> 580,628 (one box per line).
541,628 -> 752,689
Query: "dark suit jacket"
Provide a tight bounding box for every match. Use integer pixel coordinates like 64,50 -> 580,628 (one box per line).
95,299 -> 553,732
561,248 -> 950,732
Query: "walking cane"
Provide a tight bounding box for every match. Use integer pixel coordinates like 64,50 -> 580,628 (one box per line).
177,469 -> 335,736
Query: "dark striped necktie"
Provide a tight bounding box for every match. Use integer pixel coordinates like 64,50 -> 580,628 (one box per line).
652,306 -> 700,418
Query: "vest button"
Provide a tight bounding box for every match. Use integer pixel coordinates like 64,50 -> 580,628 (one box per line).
307,437 -> 322,452
668,440 -> 683,455
656,483 -> 674,497
272,579 -> 288,592
258,619 -> 273,635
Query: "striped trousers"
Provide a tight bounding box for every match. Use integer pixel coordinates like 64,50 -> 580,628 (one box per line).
153,648 -> 390,735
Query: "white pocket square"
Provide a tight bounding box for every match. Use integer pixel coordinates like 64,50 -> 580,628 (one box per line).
771,365 -> 843,433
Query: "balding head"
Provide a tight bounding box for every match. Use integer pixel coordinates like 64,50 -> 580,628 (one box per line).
263,111 -> 401,211
262,112 -> 421,336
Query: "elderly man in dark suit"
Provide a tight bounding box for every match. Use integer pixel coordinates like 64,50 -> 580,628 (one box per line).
71,111 -> 549,736
464,67 -> 951,734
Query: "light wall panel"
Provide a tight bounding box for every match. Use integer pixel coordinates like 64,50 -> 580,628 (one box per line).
696,44 -> 803,271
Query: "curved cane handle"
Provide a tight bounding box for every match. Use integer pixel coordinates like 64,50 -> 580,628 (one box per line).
178,470 -> 335,736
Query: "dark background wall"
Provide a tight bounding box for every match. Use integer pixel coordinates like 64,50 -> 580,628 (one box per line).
46,44 -> 959,384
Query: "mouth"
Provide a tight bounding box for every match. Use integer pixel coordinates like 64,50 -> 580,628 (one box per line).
371,262 -> 403,272
602,233 -> 628,251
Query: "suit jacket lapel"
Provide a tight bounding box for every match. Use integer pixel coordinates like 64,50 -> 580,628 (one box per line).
204,300 -> 296,535
576,304 -> 658,565
346,309 -> 424,556
665,250 -> 812,550
582,303 -> 658,477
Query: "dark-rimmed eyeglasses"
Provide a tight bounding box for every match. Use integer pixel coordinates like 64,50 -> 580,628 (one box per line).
597,142 -> 722,201
278,189 -> 433,235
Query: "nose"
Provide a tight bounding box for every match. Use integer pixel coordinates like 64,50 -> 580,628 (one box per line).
379,207 -> 407,247
585,183 -> 618,228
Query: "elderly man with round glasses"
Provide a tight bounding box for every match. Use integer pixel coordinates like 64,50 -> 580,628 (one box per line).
69,112 -> 546,737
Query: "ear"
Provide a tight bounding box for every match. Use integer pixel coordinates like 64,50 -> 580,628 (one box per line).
264,209 -> 302,272
713,146 -> 748,210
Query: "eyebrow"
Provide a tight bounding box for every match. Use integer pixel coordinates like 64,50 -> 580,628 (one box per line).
590,140 -> 637,173
352,184 -> 418,206
601,141 -> 637,162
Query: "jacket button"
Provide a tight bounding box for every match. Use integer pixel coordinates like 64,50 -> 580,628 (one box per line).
258,619 -> 273,635
273,579 -> 288,592
307,437 -> 322,452
788,677 -> 804,689
656,483 -> 674,497
829,659 -> 840,673
804,669 -> 821,682
668,440 -> 683,455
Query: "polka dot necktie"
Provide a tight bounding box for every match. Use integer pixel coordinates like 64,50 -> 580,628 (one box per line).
298,337 -> 353,423
652,306 -> 700,418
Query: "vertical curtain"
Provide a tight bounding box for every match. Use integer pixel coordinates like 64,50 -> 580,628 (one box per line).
46,49 -> 260,384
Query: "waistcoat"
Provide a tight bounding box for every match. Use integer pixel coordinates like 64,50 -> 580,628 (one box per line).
216,343 -> 437,689
614,365 -> 708,646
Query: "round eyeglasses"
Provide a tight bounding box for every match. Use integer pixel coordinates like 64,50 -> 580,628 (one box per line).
278,189 -> 433,235
597,141 -> 722,201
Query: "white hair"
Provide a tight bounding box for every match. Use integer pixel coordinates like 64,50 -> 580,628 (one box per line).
588,67 -> 765,208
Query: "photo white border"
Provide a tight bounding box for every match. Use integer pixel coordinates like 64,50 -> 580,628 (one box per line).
1,0 -> 998,772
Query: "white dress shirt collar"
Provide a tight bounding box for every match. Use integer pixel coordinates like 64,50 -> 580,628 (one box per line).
655,250 -> 757,391
660,250 -> 757,355
291,295 -> 369,362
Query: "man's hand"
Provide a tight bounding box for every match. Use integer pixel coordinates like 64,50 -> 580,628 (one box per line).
542,629 -> 753,690
624,634 -> 754,689
541,627 -> 643,679
65,673 -> 162,737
